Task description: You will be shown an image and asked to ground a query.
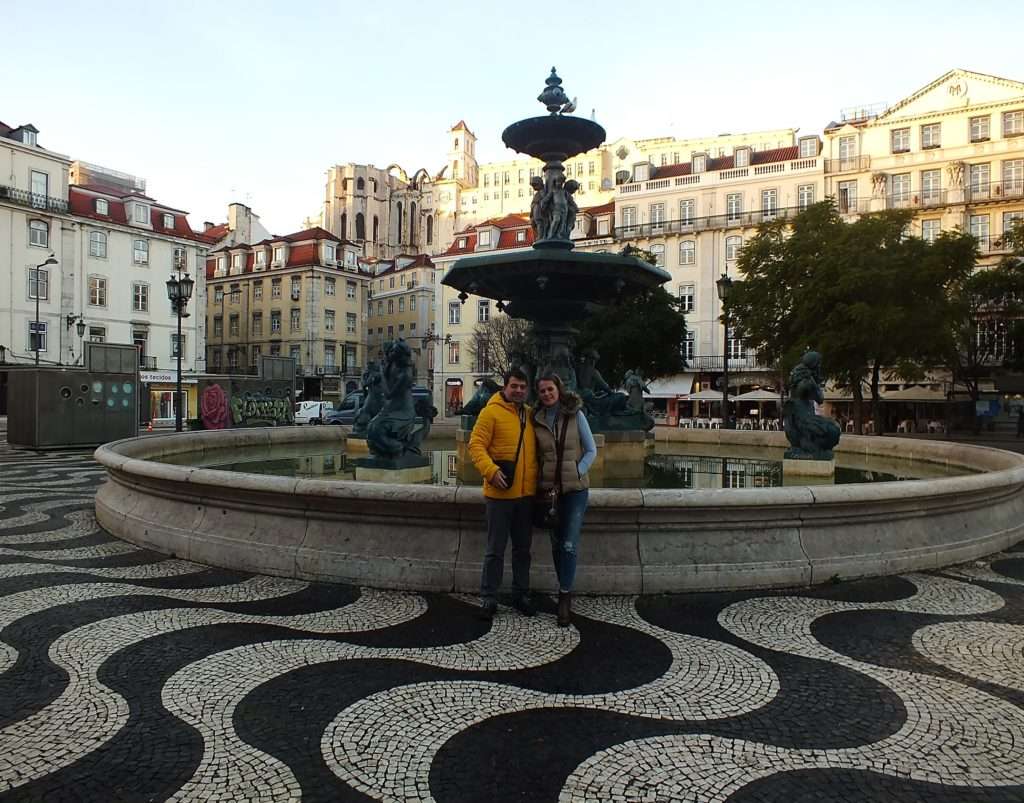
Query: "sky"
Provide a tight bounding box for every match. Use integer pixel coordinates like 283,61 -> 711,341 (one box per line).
3,0 -> 1018,236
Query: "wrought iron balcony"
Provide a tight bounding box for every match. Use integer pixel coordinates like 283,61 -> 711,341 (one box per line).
688,354 -> 775,372
824,156 -> 871,174
614,206 -> 807,239
884,191 -> 948,210
139,355 -> 158,370
0,185 -> 70,214
966,181 -> 1024,203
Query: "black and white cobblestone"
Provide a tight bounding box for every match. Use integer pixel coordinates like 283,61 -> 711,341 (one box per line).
2,446 -> 1024,802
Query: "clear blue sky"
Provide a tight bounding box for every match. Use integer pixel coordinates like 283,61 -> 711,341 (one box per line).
3,0 -> 1016,235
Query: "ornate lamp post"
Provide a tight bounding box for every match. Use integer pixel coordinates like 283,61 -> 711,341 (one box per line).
33,254 -> 58,365
65,314 -> 86,365
716,274 -> 734,429
165,272 -> 195,432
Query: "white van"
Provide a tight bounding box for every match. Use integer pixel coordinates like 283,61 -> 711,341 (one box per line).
294,401 -> 332,425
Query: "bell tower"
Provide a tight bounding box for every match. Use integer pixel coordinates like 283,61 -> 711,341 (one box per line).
448,120 -> 477,188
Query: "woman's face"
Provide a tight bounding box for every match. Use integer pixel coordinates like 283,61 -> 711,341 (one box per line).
537,380 -> 559,408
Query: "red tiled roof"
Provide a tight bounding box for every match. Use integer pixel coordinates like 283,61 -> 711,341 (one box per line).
68,186 -> 205,242
580,201 -> 614,216
646,146 -> 803,179
204,226 -> 355,278
74,182 -> 156,202
446,216 -> 534,255
201,223 -> 230,242
450,120 -> 474,135
281,226 -> 341,243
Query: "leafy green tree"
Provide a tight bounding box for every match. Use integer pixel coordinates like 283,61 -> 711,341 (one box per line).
729,202 -> 974,433
575,287 -> 689,387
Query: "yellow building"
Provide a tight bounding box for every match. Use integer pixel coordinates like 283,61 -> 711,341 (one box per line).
204,226 -> 368,401
824,69 -> 1024,265
363,254 -> 437,386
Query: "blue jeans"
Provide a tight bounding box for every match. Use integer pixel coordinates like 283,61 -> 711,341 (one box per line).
550,489 -> 588,593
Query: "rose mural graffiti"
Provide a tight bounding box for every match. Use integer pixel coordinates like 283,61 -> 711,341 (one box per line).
200,384 -> 231,430
196,379 -> 295,429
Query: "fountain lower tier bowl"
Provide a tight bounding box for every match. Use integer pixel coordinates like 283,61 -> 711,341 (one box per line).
442,249 -> 671,323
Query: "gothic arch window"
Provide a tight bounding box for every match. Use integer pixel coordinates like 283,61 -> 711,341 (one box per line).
372,215 -> 379,243
355,213 -> 365,240
426,215 -> 433,245
356,177 -> 365,191
340,213 -> 348,240
410,202 -> 416,246
397,202 -> 404,243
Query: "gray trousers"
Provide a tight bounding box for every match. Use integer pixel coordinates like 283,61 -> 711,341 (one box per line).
481,497 -> 533,601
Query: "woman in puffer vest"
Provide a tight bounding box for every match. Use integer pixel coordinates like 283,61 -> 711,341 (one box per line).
532,373 -> 597,627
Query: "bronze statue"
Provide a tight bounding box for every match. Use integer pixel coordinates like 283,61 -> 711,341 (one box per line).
351,361 -> 385,438
783,351 -> 841,460
459,378 -> 500,418
366,340 -> 435,459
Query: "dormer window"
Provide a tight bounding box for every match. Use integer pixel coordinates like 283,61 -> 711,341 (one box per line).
22,129 -> 37,146
799,136 -> 818,158
272,245 -> 285,264
163,213 -> 174,229
95,199 -> 109,215
478,230 -> 491,246
633,163 -> 650,182
255,250 -> 266,266
133,203 -> 149,224
458,237 -> 467,249
324,243 -> 336,263
692,153 -> 707,174
734,147 -> 750,168
516,230 -> 527,242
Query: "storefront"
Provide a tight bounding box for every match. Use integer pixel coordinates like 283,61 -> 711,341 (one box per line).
445,378 -> 464,416
140,371 -> 197,424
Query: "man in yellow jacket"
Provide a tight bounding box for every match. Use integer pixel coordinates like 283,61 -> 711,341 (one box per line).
467,368 -> 538,620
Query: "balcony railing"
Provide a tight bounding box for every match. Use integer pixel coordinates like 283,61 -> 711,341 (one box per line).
966,181 -> 1024,203
885,191 -> 949,210
824,156 -> 871,174
615,205 -> 807,239
0,185 -> 70,214
139,356 -> 158,370
688,354 -> 775,372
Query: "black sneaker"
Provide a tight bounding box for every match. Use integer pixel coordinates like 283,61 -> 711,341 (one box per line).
478,599 -> 498,621
512,594 -> 536,617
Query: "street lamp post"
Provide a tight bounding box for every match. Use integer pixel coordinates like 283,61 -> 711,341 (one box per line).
166,272 -> 195,433
33,255 -> 58,365
716,274 -> 734,430
65,314 -> 86,365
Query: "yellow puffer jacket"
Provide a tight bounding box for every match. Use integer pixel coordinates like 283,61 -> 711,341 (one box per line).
467,392 -> 538,500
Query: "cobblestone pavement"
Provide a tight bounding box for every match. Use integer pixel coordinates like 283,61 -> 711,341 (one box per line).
2,444 -> 1024,802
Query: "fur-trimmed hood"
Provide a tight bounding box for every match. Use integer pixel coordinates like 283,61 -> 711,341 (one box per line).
532,390 -> 583,424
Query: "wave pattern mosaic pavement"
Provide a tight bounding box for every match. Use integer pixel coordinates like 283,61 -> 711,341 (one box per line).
2,443 -> 1024,801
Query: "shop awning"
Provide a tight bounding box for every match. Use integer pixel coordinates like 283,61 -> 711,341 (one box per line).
644,373 -> 694,398
681,389 -> 724,401
879,385 -> 947,403
731,389 -> 781,402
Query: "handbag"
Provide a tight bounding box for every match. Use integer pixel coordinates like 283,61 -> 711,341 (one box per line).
534,412 -> 569,529
494,408 -> 526,483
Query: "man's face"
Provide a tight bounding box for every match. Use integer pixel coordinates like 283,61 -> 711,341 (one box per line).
504,377 -> 528,404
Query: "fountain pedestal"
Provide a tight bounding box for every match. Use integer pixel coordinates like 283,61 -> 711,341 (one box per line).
355,455 -> 432,484
345,436 -> 369,456
783,457 -> 836,478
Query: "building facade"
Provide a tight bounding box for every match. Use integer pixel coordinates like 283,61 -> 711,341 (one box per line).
204,226 -> 367,401
0,123 -> 209,421
363,254 -> 436,386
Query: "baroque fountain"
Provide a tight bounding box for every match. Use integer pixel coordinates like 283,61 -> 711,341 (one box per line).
93,70 -> 1024,595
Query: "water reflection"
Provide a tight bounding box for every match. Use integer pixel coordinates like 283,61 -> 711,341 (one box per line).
180,444 -> 947,488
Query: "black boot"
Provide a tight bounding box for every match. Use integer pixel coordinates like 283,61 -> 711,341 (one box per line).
557,591 -> 572,627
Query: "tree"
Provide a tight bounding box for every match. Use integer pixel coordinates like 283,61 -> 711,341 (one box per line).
468,315 -> 535,378
575,287 -> 689,387
729,202 -> 974,434
945,220 -> 1024,431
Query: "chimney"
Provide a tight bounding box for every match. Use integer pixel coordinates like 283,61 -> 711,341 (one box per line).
204,221 -> 215,232
228,203 -> 252,244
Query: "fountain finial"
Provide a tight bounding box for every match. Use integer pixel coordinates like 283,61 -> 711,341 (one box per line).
537,67 -> 570,115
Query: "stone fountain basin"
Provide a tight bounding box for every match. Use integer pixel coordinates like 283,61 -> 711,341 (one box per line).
94,427 -> 1024,594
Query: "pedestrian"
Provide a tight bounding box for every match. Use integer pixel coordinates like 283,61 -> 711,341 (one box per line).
467,368 -> 538,620
533,373 -> 597,627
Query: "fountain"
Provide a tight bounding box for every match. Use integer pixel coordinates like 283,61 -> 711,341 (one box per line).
92,71 -> 1024,595
442,68 -> 670,478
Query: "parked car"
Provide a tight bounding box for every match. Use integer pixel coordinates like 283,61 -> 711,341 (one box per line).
323,386 -> 435,426
294,400 -> 333,425
324,392 -> 364,426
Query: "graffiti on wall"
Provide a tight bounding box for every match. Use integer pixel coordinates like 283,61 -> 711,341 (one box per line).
199,380 -> 294,429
